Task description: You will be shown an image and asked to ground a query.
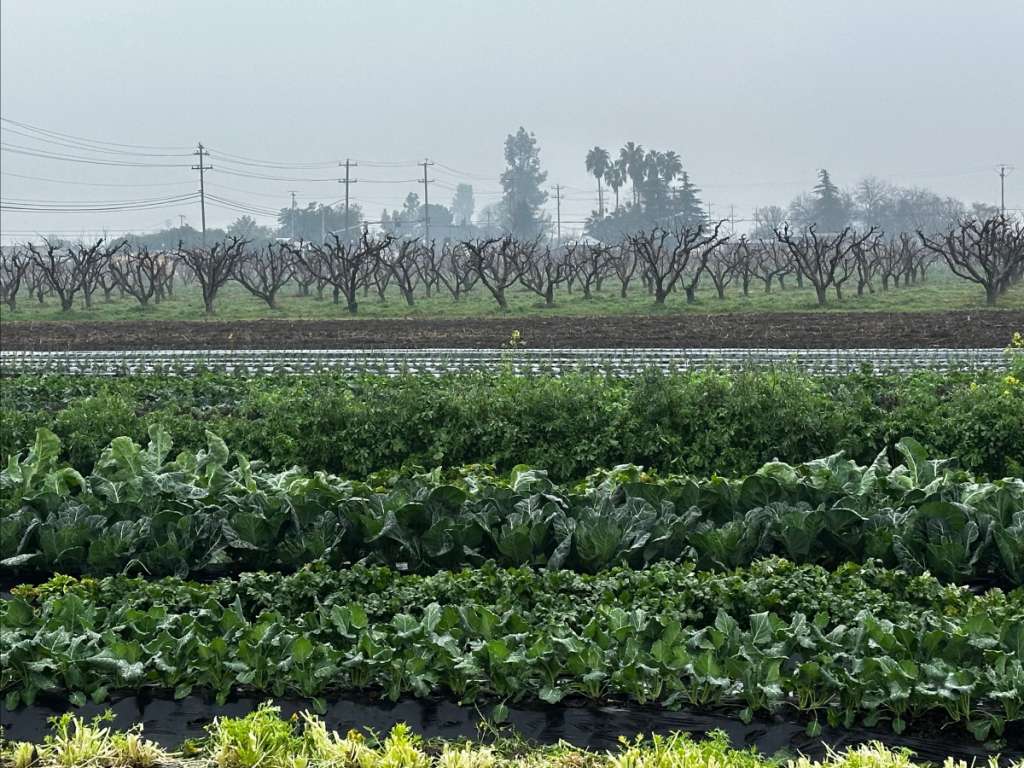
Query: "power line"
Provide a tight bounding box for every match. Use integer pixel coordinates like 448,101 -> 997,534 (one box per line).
433,161 -> 495,181
0,116 -> 193,151
0,142 -> 190,168
1,124 -> 193,158
1,192 -> 199,212
0,170 -> 194,189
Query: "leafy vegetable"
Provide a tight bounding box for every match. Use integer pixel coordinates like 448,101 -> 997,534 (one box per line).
3,430 -> 1021,584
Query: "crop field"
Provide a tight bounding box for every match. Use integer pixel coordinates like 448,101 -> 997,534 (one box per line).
2,341 -> 1023,764
2,243 -> 1024,766
6,0 -> 1024,761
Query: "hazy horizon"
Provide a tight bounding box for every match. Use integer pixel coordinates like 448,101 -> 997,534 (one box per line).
2,0 -> 1021,242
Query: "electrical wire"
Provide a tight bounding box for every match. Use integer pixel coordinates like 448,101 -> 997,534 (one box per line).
1,143 -> 191,168
0,171 -> 194,189
0,116 -> 193,152
1,192 -> 199,212
1,124 -> 193,158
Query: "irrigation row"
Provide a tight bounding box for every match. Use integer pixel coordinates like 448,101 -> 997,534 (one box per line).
0,347 -> 1016,376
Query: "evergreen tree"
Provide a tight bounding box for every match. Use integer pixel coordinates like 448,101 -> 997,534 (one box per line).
500,127 -> 549,238
673,172 -> 705,227
451,184 -> 475,226
811,169 -> 849,232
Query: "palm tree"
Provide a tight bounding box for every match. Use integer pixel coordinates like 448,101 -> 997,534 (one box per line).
604,160 -> 625,211
585,146 -> 611,218
658,151 -> 683,184
619,142 -> 646,205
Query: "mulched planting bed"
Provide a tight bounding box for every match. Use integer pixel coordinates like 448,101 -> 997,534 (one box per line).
1,692 -> 1017,762
2,310 -> 1021,350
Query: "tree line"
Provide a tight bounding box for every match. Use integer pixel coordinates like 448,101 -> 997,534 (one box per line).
2,214 -> 1021,315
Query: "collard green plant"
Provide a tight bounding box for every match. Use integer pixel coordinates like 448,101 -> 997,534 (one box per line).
3,430 -> 1022,584
1,559 -> 1022,741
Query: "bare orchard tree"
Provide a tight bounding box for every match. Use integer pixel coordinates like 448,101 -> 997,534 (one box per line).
27,238 -> 120,312
297,230 -> 394,314
775,225 -> 878,306
98,266 -> 122,302
901,234 -> 934,285
566,241 -> 610,299
851,230 -> 884,297
234,243 -> 295,309
27,240 -> 78,311
154,252 -> 178,301
75,240 -> 127,308
919,216 -> 1024,305
293,255 -> 319,298
628,222 -> 729,304
877,236 -> 905,291
363,247 -> 392,303
109,246 -> 164,307
418,241 -> 444,298
752,238 -> 792,293
608,242 -> 638,298
704,240 -> 742,299
0,247 -> 30,311
436,241 -> 479,301
24,259 -> 50,304
383,239 -> 424,307
177,236 -> 248,314
731,238 -> 755,297
520,242 -> 572,306
463,235 -> 528,311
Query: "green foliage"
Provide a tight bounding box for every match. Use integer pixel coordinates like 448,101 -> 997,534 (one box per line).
2,368 -> 1021,482
5,710 -> 985,768
3,430 -> 1022,583
500,127 -> 548,238
2,559 -> 1021,741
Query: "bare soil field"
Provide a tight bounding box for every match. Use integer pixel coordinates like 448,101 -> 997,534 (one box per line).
1,310 -> 1020,350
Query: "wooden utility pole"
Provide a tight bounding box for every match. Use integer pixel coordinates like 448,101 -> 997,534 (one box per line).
420,159 -> 434,242
998,164 -> 1014,216
554,184 -> 562,242
191,143 -> 211,246
338,159 -> 358,239
289,191 -> 298,241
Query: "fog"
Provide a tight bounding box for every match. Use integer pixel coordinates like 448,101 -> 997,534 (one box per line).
1,0 -> 1021,241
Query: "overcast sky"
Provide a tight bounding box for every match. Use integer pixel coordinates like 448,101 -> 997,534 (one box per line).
2,0 -> 1021,241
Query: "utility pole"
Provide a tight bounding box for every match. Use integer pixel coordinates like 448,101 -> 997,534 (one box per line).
289,191 -> 298,241
706,201 -> 713,221
729,204 -> 736,234
554,184 -> 562,242
420,159 -> 434,242
192,143 -> 211,246
178,214 -> 186,228
338,159 -> 358,240
997,165 -> 1015,216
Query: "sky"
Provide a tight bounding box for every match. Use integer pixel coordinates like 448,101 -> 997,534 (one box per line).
1,0 -> 1022,242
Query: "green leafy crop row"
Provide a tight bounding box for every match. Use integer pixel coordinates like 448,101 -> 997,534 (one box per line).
1,367 -> 1021,480
2,704 -> 1004,768
2,559 -> 1021,741
3,428 -> 1022,584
